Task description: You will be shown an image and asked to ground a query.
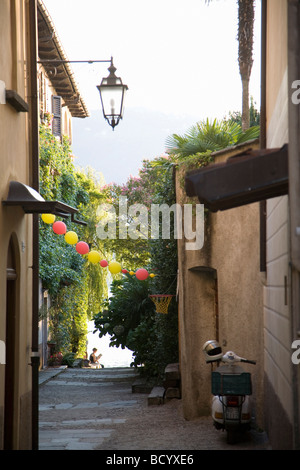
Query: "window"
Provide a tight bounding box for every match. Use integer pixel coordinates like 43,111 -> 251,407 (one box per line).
52,95 -> 62,137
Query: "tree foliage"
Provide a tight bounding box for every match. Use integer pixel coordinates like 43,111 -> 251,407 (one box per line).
93,111 -> 260,378
165,117 -> 259,160
39,121 -> 108,356
225,96 -> 260,128
93,159 -> 179,379
39,104 -> 260,370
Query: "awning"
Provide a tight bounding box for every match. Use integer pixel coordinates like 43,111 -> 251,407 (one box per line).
2,181 -> 86,225
185,144 -> 288,212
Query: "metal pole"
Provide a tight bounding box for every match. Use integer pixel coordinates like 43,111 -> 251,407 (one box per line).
37,59 -> 112,64
259,0 -> 267,273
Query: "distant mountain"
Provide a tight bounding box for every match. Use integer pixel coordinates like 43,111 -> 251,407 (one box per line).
72,107 -> 199,185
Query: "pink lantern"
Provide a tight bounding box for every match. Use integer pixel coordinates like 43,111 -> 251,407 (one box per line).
100,260 -> 108,267
76,241 -> 89,255
52,221 -> 67,235
135,268 -> 149,281
122,269 -> 128,274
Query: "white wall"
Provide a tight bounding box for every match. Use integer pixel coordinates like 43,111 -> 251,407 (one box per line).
265,67 -> 293,422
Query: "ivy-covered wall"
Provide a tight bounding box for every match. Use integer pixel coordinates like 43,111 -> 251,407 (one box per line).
39,122 -> 108,359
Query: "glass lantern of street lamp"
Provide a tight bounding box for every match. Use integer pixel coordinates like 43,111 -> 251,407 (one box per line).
97,58 -> 128,130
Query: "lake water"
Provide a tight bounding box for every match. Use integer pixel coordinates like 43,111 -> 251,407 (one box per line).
87,321 -> 134,368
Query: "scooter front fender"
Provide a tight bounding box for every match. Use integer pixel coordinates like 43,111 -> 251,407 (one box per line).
211,395 -> 252,427
212,395 -> 224,426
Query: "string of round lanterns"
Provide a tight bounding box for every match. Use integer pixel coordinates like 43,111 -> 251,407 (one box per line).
52,220 -> 67,235
88,250 -> 101,264
135,268 -> 149,281
41,214 -> 156,280
76,241 -> 89,255
65,231 -> 78,245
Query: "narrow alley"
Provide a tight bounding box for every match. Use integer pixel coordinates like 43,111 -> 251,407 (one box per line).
38,366 -> 270,452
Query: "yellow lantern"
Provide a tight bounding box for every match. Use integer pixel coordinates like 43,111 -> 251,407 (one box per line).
88,250 -> 101,264
109,261 -> 122,274
129,271 -> 135,276
64,231 -> 78,245
42,213 -> 56,224
150,273 -> 156,278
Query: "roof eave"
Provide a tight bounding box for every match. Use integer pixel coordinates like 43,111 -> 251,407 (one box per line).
37,0 -> 89,119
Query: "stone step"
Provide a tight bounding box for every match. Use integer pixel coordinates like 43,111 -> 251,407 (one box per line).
164,363 -> 180,381
132,378 -> 154,394
164,387 -> 181,400
147,386 -> 165,406
163,362 -> 181,390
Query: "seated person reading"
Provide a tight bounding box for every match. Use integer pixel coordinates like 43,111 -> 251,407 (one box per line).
89,348 -> 104,368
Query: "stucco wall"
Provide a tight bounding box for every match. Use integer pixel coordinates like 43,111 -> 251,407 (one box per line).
176,142 -> 264,426
0,0 -> 33,449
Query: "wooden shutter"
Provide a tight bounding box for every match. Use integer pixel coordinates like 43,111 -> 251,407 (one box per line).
52,95 -> 62,137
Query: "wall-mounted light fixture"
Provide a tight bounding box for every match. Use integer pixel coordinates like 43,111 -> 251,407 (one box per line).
38,57 -> 128,130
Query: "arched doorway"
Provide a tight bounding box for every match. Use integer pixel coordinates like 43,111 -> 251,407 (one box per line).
4,236 -> 18,449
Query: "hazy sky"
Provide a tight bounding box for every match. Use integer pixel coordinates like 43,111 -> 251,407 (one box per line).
43,0 -> 261,184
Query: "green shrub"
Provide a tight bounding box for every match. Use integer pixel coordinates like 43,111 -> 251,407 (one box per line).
62,352 -> 76,367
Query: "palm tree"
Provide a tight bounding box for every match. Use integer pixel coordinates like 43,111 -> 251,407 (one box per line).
238,0 -> 255,130
206,0 -> 255,131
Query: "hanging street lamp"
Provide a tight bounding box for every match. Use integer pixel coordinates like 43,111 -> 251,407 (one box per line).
37,57 -> 128,130
97,57 -> 128,130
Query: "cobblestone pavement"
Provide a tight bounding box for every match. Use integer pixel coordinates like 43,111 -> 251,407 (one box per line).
39,367 -> 270,452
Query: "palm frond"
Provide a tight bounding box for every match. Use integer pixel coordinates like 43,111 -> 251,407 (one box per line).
236,125 -> 260,144
165,118 -> 260,162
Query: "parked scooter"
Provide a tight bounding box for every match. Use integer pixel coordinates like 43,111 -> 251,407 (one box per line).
203,340 -> 256,444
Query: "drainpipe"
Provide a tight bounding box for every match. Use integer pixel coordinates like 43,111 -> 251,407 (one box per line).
259,0 -> 267,272
28,0 -> 39,451
287,0 -> 300,451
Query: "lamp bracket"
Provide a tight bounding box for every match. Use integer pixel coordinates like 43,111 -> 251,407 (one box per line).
37,59 -> 112,65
